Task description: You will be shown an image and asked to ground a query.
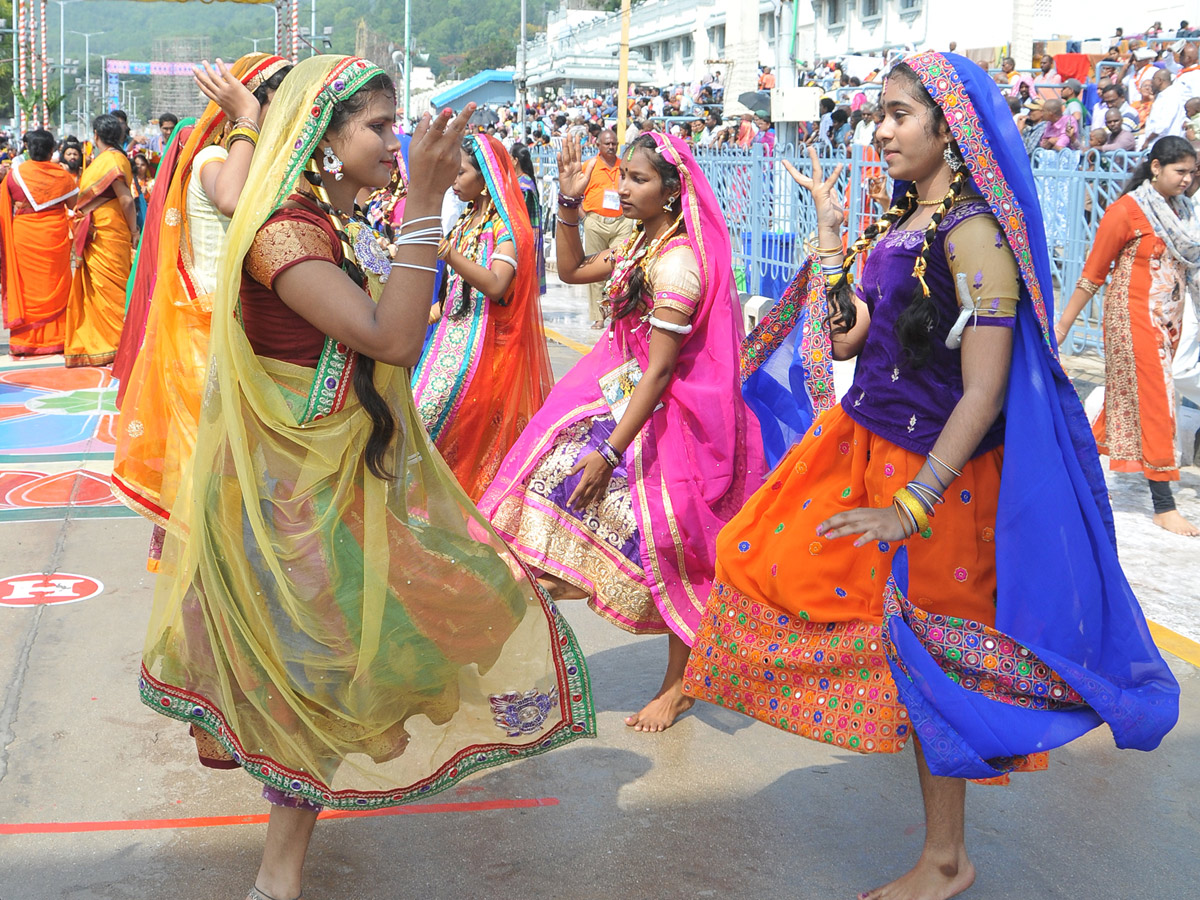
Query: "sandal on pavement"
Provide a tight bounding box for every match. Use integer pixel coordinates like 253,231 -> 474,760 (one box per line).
247,887 -> 301,900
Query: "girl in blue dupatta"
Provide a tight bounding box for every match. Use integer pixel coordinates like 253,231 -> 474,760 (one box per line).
684,52 -> 1178,900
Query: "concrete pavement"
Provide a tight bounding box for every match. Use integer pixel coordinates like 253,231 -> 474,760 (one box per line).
1,284 -> 1198,899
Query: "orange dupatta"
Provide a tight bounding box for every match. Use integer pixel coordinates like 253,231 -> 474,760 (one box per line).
112,53 -> 289,528
411,134 -> 553,501
0,161 -> 77,355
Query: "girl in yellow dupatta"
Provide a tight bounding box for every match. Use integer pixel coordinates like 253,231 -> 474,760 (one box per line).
139,57 -> 593,900
64,114 -> 136,367
112,53 -> 291,566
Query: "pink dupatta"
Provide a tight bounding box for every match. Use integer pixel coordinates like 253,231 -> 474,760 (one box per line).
480,133 -> 766,642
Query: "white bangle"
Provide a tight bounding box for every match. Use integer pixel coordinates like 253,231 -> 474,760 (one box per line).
491,252 -> 517,269
648,314 -> 693,335
390,261 -> 438,273
400,215 -> 441,229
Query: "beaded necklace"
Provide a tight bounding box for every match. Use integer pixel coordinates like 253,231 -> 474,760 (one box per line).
601,212 -> 685,322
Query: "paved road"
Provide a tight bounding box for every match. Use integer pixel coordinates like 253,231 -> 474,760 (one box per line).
1,288 -> 1197,899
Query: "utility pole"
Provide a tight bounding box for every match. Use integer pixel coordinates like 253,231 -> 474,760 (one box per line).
243,36 -> 269,52
54,1 -> 82,134
310,0 -> 316,58
518,0 -> 527,141
70,29 -> 103,124
617,0 -> 630,145
403,0 -> 411,123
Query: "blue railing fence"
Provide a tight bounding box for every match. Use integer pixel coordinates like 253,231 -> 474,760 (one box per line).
529,143 -> 1145,355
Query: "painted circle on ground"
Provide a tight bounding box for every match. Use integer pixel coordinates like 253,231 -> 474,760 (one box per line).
0,573 -> 104,607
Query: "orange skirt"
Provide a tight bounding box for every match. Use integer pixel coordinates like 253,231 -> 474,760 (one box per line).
684,405 -> 1045,778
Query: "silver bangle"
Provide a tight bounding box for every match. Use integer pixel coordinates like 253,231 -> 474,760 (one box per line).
390,261 -> 438,273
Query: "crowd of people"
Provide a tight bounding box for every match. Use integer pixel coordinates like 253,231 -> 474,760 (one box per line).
0,42 -> 1192,900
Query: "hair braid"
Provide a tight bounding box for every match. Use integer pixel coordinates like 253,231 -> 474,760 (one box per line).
826,182 -> 918,334
301,161 -> 397,481
894,167 -> 969,368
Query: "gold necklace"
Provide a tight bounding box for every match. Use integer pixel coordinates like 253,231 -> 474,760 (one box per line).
915,196 -> 949,207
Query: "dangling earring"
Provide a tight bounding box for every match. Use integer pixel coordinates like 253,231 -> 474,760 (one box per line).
322,145 -> 344,181
663,196 -> 676,212
943,145 -> 962,172
1152,170 -> 1159,183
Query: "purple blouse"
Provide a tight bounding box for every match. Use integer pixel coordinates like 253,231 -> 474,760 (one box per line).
841,197 -> 1020,456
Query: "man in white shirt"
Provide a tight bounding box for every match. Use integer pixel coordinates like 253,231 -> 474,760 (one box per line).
1141,68 -> 1189,147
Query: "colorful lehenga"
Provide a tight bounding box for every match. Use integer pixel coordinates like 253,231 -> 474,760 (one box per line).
412,135 -> 553,502
139,56 -> 594,809
112,54 -> 289,552
683,52 -> 1178,781
64,147 -> 134,367
479,134 -> 767,646
0,159 -> 78,356
1079,189 -> 1192,482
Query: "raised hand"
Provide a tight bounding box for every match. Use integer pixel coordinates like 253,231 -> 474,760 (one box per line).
408,103 -> 475,200
781,145 -> 845,234
193,59 -> 260,123
556,135 -> 590,199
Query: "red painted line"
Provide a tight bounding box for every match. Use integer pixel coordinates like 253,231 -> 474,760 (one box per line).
0,797 -> 559,836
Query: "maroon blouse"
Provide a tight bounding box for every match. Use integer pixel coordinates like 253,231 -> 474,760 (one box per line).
240,194 -> 342,368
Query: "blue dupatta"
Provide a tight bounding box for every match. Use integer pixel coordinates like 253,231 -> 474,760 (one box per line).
742,52 -> 1178,779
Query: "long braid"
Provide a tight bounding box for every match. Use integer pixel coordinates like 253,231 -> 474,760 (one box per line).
895,167 -> 968,368
302,161 -> 397,480
826,182 -> 918,334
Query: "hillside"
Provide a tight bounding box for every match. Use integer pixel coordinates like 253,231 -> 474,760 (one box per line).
2,0 -> 559,126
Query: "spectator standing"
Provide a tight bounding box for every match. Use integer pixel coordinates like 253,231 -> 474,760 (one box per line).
1142,68 -> 1189,147
0,129 -> 77,357
148,113 -> 178,153
579,128 -> 634,328
1056,136 -> 1200,535
758,66 -> 776,90
1036,54 -> 1062,99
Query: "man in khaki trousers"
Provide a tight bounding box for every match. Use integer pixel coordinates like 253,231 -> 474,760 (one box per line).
581,129 -> 635,327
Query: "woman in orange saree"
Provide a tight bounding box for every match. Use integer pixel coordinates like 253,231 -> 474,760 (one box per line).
411,134 -> 553,501
64,114 -> 136,367
112,53 -> 290,567
0,129 -> 77,357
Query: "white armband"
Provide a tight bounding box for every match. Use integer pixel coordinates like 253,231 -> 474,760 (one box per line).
492,252 -> 517,269
648,314 -> 693,335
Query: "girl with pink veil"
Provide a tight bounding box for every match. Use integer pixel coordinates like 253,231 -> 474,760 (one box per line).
479,133 -> 766,731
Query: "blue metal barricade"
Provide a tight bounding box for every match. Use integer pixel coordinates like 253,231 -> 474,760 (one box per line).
527,142 -> 1143,353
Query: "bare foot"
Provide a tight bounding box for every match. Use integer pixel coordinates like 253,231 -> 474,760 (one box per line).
625,682 -> 694,732
536,574 -> 589,600
1153,510 -> 1200,536
859,849 -> 976,900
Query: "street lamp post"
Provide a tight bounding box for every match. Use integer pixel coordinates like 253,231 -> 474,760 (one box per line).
54,0 -> 83,133
242,36 -> 269,52
403,0 -> 410,124
70,29 -> 103,124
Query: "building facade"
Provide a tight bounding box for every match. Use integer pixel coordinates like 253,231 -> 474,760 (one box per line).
523,0 -> 805,94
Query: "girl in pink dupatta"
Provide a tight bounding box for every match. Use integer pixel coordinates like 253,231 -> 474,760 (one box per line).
479,133 -> 766,731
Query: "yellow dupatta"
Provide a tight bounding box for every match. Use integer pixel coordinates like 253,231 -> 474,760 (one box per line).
113,53 -> 290,527
139,56 -> 594,809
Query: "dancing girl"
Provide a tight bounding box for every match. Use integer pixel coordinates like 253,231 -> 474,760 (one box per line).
411,133 -> 553,501
138,57 -> 593,900
684,52 -> 1178,900
480,133 -> 766,732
